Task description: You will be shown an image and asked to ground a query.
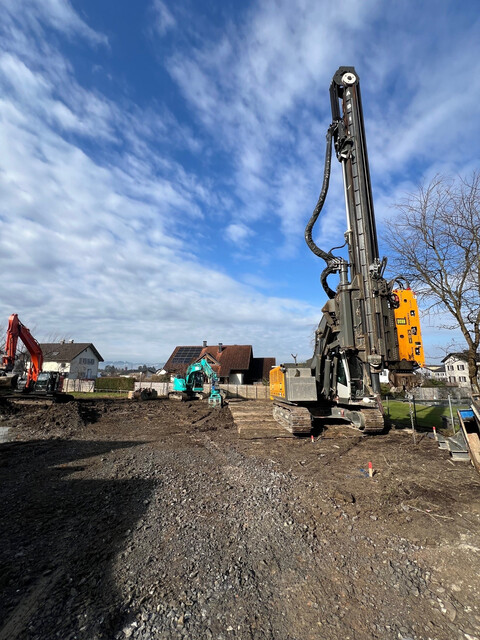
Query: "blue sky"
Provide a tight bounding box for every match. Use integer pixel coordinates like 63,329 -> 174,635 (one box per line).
1,0 -> 479,364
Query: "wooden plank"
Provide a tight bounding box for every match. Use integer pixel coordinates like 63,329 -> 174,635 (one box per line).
467,433 -> 480,474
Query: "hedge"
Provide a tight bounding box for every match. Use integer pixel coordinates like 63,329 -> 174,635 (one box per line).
96,377 -> 135,391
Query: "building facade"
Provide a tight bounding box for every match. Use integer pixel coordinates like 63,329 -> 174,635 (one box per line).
442,353 -> 479,387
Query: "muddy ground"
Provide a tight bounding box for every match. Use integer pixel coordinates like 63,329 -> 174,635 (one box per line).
0,397 -> 479,640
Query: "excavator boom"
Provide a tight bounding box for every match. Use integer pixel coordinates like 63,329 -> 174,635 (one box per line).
2,314 -> 44,389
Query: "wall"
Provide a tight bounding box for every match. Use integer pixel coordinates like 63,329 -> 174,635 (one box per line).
43,361 -> 71,375
443,356 -> 474,387
405,387 -> 472,401
133,381 -> 270,400
69,346 -> 101,380
64,379 -> 95,392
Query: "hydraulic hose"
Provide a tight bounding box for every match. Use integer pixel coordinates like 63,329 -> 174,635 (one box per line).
304,125 -> 334,262
304,124 -> 339,299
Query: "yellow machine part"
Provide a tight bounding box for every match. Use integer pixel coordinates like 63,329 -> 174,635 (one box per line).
269,365 -> 286,400
393,288 -> 425,368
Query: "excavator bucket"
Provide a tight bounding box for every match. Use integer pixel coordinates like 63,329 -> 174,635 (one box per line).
208,393 -> 223,407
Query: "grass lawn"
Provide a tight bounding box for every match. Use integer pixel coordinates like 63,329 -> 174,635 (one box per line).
384,399 -> 470,431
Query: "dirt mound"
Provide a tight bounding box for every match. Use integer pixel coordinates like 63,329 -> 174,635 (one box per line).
0,397 -> 18,416
3,398 -> 234,441
2,401 -> 86,439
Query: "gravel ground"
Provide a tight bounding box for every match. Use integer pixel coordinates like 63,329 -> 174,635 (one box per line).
1,397 -> 480,640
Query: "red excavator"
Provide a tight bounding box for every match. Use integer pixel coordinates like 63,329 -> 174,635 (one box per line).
1,314 -> 70,400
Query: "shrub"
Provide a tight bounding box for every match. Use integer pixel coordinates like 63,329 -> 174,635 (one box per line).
421,378 -> 447,388
95,377 -> 135,391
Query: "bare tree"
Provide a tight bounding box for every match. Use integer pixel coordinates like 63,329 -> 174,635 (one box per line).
385,172 -> 480,396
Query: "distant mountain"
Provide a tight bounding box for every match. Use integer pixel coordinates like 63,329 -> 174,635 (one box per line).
99,361 -> 165,370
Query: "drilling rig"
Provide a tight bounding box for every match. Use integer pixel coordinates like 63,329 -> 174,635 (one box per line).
270,67 -> 424,434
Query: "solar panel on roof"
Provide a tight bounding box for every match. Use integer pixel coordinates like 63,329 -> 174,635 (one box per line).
172,346 -> 202,364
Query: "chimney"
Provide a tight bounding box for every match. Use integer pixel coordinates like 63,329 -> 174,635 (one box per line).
203,340 -> 207,347
218,342 -> 223,353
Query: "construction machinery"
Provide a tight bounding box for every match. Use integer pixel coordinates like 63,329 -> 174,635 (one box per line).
169,358 -> 223,406
1,314 -> 72,401
270,67 -> 424,434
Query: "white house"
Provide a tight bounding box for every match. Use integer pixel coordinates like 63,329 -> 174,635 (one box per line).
38,341 -> 104,380
420,364 -> 447,382
442,352 -> 479,387
429,364 -> 447,382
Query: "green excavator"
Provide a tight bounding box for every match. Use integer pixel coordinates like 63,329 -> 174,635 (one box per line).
169,358 -> 222,406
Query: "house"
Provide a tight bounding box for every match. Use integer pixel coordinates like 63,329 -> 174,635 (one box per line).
442,352 -> 480,387
422,364 -> 447,382
163,341 -> 275,384
119,367 -> 157,381
38,341 -> 104,380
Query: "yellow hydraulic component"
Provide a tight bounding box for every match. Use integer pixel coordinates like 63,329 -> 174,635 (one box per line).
393,288 -> 425,368
269,365 -> 286,400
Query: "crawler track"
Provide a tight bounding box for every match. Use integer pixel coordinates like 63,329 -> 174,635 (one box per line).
272,401 -> 312,435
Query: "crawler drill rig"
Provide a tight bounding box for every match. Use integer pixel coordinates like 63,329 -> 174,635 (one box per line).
270,67 -> 424,434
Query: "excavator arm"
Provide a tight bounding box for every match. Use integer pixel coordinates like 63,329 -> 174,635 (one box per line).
2,314 -> 44,390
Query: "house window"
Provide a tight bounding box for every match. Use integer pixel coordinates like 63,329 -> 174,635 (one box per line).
447,365 -> 454,371
459,376 -> 467,382
457,365 -> 465,370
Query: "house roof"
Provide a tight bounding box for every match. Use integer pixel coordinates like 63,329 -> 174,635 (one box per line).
425,364 -> 446,373
39,342 -> 104,363
442,352 -> 480,364
164,344 -> 253,378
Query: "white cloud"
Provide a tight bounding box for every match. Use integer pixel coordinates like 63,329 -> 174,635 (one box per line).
0,0 -> 327,363
151,0 -> 176,36
225,223 -> 253,244
2,0 -> 108,46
